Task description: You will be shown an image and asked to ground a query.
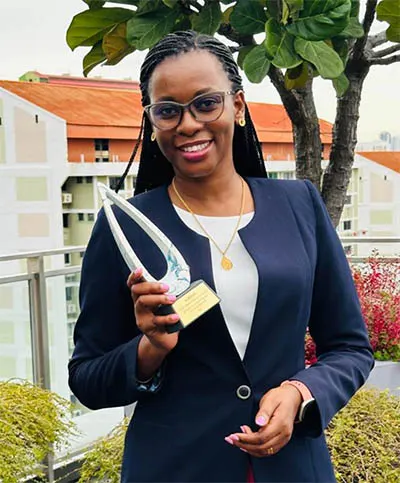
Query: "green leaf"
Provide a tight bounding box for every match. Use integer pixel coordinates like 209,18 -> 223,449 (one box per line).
265,19 -> 302,68
230,0 -> 267,35
336,17 -> 364,38
332,37 -> 349,64
126,6 -> 181,49
265,0 -> 281,20
162,0 -> 179,7
222,5 -> 234,24
294,37 -> 344,79
191,2 -> 222,35
237,45 -> 256,69
386,23 -> 400,42
83,42 -> 107,76
350,0 -> 360,17
67,7 -> 135,50
243,44 -> 271,83
332,72 -> 349,97
136,0 -> 163,15
287,0 -> 352,41
284,61 -> 310,89
102,22 -> 135,65
376,0 -> 400,25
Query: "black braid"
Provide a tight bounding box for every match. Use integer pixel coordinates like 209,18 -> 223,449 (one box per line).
116,30 -> 267,195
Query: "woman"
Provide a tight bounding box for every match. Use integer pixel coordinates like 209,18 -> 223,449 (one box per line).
69,31 -> 374,482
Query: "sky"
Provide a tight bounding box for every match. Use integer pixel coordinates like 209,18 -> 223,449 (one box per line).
1,0 -> 399,142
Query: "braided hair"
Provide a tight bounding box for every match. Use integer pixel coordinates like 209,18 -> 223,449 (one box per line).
116,30 -> 267,195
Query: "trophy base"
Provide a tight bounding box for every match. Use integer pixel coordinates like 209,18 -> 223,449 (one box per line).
155,280 -> 220,333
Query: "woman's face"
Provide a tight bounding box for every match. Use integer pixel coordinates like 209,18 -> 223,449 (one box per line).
148,50 -> 245,180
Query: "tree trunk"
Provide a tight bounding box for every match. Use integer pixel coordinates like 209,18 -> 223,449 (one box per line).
322,58 -> 370,228
268,67 -> 322,188
292,82 -> 323,186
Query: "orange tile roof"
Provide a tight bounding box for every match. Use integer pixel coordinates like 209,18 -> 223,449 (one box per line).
0,80 -> 332,143
358,151 -> 400,173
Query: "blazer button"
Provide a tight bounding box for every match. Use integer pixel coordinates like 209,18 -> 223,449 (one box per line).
236,385 -> 251,400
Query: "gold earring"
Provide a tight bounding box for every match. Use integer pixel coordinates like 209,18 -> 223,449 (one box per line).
238,118 -> 246,127
151,132 -> 156,142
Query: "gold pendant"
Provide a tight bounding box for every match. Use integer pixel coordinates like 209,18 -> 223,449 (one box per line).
221,256 -> 233,271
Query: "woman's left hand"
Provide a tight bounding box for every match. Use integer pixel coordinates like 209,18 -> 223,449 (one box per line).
225,385 -> 302,457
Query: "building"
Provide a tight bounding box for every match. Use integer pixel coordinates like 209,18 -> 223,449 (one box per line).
0,86 -> 70,398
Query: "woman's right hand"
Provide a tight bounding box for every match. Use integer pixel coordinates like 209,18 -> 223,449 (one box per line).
127,268 -> 179,354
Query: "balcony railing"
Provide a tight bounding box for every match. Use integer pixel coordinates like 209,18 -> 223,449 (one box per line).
0,238 -> 399,481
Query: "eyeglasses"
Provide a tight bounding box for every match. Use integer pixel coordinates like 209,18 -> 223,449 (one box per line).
144,91 -> 235,131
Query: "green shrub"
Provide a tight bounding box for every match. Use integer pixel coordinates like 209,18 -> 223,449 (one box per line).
326,387 -> 400,482
79,389 -> 400,483
0,379 -> 75,482
79,418 -> 128,483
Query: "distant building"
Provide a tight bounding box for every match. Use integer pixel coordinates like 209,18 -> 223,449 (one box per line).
357,131 -> 400,152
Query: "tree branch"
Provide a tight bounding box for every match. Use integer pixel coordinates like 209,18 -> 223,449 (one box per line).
370,54 -> 400,65
371,44 -> 400,58
368,30 -> 388,48
352,0 -> 378,61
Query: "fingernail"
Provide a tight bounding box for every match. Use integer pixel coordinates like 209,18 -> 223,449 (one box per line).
134,268 -> 142,276
167,294 -> 176,302
240,426 -> 246,432
224,437 -> 234,445
160,283 -> 169,291
256,415 -> 267,426
240,448 -> 248,453
230,434 -> 240,442
170,314 -> 180,321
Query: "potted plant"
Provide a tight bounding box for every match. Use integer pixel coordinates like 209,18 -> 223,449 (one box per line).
0,379 -> 75,483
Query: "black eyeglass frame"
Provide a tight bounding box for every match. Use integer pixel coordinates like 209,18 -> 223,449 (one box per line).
144,90 -> 236,131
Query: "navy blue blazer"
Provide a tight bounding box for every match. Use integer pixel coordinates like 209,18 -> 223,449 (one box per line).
69,178 -> 374,482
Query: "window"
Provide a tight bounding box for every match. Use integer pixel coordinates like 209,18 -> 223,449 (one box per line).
343,220 -> 352,231
64,254 -> 71,265
344,195 -> 352,205
77,177 -> 83,184
88,213 -> 95,222
109,176 -> 124,190
344,245 -> 352,255
78,213 -> 84,222
281,172 -> 294,180
85,176 -> 93,184
95,139 -> 109,151
269,172 -> 278,179
63,214 -> 69,228
66,287 -> 73,301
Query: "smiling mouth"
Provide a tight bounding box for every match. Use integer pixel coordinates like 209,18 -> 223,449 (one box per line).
179,141 -> 211,153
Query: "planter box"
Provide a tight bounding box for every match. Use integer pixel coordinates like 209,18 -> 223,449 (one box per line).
366,360 -> 400,396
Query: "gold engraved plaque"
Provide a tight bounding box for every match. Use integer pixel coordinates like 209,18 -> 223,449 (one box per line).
165,280 -> 220,333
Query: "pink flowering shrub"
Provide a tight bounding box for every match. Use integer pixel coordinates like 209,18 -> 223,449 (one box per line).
305,254 -> 400,364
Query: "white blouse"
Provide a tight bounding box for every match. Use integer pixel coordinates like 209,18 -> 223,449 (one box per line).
174,206 -> 259,360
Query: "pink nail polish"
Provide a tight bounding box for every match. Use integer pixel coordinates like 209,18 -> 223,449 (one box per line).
230,434 -> 240,442
170,314 -> 180,321
240,426 -> 246,432
240,448 -> 248,453
224,437 -> 234,445
167,294 -> 176,302
134,268 -> 142,276
256,416 -> 267,426
161,283 -> 169,291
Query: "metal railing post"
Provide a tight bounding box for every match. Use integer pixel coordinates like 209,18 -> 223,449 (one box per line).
27,255 -> 54,482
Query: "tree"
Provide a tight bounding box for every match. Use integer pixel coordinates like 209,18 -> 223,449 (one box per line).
66,0 -> 400,226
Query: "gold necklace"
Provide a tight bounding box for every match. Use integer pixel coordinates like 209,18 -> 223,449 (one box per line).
172,177 -> 245,271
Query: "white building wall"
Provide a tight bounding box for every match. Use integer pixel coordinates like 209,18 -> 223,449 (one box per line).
0,88 -> 70,399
